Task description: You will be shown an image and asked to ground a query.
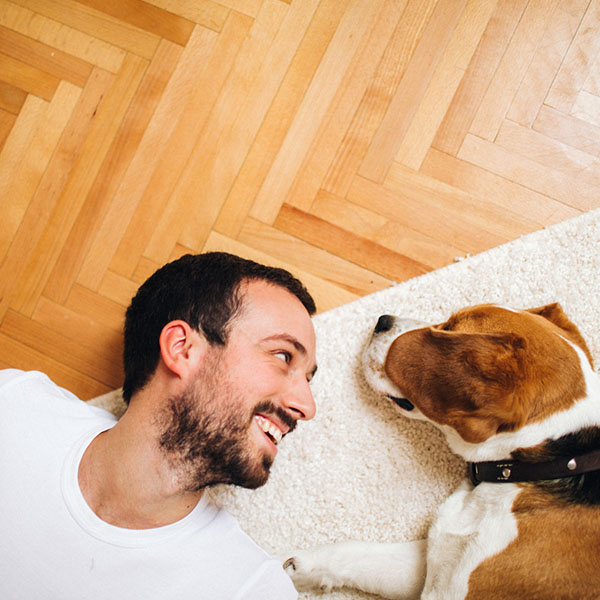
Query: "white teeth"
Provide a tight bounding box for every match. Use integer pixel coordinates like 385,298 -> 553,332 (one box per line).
255,415 -> 283,445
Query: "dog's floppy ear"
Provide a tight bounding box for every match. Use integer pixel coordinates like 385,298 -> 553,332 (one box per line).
428,327 -> 527,390
430,329 -> 529,442
386,328 -> 530,443
527,303 -> 593,367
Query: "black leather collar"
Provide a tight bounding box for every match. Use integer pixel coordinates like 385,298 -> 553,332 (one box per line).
469,448 -> 600,486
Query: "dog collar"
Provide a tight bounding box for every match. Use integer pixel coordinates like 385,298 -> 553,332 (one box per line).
468,449 -> 600,486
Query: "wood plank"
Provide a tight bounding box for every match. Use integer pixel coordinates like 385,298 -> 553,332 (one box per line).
10,55 -> 148,317
32,297 -> 123,371
101,17 -> 246,281
76,0 -> 195,45
349,170 -> 530,255
0,310 -> 123,389
385,162 -> 545,242
202,231 -> 359,313
457,133 -> 599,211
533,104 -> 600,158
214,0 -> 350,237
43,40 -> 182,305
583,50 -> 600,95
0,95 -> 48,259
311,189 -> 463,269
0,109 -> 16,152
65,284 -> 126,333
322,0 -> 435,197
142,0 -> 229,31
12,0 -> 161,59
214,0 -> 263,17
506,0 -> 589,126
496,119 -> 600,184
432,0 -> 527,155
0,94 -> 47,197
422,147 -> 581,225
178,0 -> 321,250
571,89 -> 600,127
283,0 -> 405,212
0,0 -> 126,72
0,331 -> 111,399
98,270 -> 140,308
546,0 -> 600,113
275,203 -> 430,283
0,81 -> 28,114
0,69 -> 113,323
239,216 -> 393,296
144,1 -> 291,261
249,0 -> 388,224
469,0 -> 557,141
131,256 -> 164,286
2,82 -> 81,244
359,0 -> 466,183
0,24 -> 93,87
77,26 -> 220,289
0,52 -> 59,100
395,0 -> 495,170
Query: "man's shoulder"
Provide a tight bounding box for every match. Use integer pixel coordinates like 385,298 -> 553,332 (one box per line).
0,368 -> 43,389
0,369 -> 78,404
0,368 -> 116,421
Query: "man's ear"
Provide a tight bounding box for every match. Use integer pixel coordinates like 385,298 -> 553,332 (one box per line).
159,320 -> 207,380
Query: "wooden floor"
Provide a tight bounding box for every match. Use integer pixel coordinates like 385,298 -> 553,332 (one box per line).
1,0 -> 600,399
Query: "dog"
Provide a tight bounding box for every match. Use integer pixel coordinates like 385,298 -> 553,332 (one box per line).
283,303 -> 600,599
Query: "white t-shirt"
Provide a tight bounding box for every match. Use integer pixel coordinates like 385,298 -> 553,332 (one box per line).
0,370 -> 297,600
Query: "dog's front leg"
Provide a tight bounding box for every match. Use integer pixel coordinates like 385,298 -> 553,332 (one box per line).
283,538 -> 427,599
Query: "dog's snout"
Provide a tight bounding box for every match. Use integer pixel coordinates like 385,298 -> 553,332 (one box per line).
374,315 -> 395,334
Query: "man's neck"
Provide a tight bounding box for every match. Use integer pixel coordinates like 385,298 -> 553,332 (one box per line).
78,407 -> 203,529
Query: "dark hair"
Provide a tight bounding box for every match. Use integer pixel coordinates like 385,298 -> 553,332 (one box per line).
122,252 -> 316,404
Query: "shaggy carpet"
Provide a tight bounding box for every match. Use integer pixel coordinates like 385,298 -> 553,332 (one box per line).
91,208 -> 600,599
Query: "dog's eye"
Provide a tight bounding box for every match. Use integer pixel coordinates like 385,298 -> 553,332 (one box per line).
441,322 -> 452,331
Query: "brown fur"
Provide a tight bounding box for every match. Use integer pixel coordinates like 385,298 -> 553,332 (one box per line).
467,489 -> 600,599
384,304 -> 588,443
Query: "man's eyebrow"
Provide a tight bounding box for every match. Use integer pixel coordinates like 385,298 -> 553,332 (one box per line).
263,334 -> 318,378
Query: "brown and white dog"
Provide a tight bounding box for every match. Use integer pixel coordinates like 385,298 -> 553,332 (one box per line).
284,303 -> 600,599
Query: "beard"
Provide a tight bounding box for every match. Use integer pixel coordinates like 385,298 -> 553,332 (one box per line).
157,351 -> 294,492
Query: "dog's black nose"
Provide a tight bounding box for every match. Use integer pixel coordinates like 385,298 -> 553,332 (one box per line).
374,314 -> 395,334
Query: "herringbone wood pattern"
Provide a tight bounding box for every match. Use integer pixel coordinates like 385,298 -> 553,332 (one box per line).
1,0 -> 600,399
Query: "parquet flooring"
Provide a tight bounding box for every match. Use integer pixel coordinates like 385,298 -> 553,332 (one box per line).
1,0 -> 600,399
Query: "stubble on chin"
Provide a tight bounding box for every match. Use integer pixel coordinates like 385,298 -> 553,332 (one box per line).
157,375 -> 273,492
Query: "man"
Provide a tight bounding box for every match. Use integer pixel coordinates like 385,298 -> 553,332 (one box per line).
0,252 -> 318,599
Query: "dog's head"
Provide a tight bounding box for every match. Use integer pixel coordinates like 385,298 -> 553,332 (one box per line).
363,304 -> 594,450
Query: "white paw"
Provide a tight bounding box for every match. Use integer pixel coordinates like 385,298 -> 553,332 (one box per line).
282,549 -> 339,592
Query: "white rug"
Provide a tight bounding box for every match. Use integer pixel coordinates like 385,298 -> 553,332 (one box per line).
91,209 -> 600,599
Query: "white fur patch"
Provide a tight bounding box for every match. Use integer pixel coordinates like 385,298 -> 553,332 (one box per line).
362,317 -> 429,421
423,481 -> 520,599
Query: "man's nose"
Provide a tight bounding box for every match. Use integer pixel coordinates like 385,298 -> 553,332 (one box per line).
282,376 -> 316,421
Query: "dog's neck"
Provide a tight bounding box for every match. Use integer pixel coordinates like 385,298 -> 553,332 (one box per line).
468,438 -> 600,486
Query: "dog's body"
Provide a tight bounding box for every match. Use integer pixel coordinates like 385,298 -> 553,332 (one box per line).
285,304 -> 600,599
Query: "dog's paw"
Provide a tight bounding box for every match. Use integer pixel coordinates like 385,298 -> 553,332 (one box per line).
281,548 -> 339,592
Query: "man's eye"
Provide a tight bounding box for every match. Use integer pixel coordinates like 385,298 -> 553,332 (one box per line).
274,351 -> 291,364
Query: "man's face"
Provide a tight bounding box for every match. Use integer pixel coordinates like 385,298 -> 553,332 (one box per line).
159,280 -> 317,491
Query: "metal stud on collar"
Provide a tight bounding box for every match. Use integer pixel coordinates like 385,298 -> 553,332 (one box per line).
567,458 -> 577,471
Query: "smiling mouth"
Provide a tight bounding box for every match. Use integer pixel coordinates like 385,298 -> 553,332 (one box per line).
386,395 -> 415,411
255,415 -> 283,445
